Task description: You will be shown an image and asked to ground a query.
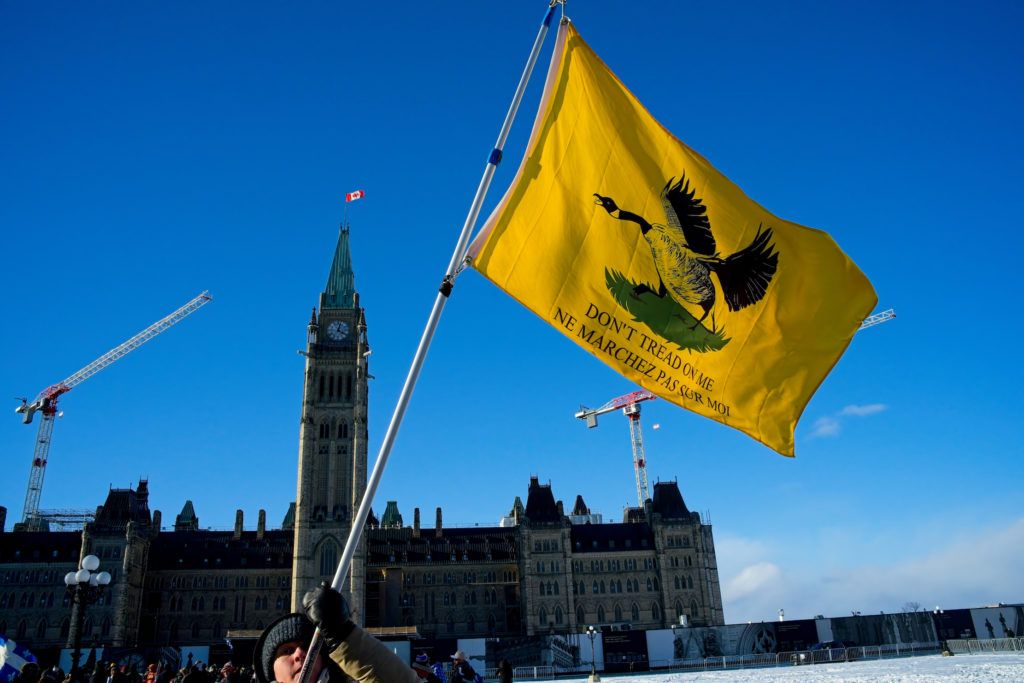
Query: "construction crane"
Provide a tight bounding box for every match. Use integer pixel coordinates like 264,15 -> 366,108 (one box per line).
14,291 -> 212,527
859,308 -> 896,330
574,308 -> 896,508
575,390 -> 656,507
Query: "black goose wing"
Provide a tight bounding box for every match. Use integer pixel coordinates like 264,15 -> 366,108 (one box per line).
708,225 -> 779,311
660,175 -> 717,256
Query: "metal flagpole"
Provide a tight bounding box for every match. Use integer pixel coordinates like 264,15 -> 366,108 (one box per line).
296,4 -> 563,682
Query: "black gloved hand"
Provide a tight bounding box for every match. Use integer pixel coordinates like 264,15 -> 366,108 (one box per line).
301,582 -> 354,651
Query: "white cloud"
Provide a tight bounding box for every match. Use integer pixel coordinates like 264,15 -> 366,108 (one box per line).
840,403 -> 888,417
717,519 -> 1024,624
809,416 -> 841,438
808,403 -> 888,438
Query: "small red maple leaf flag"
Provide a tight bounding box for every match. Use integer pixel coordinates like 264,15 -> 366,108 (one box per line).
345,189 -> 366,202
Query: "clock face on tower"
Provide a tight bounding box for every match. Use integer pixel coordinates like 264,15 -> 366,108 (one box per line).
326,320 -> 349,341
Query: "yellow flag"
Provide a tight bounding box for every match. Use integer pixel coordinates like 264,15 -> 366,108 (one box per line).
468,23 -> 876,456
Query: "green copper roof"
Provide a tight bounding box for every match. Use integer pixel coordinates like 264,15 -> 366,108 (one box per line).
381,500 -> 403,528
322,226 -> 356,309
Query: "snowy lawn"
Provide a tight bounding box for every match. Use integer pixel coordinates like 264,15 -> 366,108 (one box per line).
548,653 -> 1024,681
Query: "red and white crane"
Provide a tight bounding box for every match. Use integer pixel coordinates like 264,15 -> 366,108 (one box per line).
575,390 -> 657,508
15,291 -> 212,527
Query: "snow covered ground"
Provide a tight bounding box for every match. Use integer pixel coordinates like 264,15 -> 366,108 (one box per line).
548,653 -> 1024,681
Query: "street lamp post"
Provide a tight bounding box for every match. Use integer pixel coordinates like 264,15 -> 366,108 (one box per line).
586,625 -> 600,683
64,555 -> 111,683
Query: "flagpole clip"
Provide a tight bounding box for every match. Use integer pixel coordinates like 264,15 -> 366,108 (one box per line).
439,274 -> 455,298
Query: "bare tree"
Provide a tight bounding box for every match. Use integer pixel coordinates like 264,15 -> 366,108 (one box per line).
901,601 -> 923,613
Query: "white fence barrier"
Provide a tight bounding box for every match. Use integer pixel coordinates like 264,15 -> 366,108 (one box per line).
946,637 -> 1024,654
483,641 -> 948,679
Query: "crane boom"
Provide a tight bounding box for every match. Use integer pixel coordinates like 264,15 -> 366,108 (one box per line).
15,290 -> 212,526
860,308 -> 896,330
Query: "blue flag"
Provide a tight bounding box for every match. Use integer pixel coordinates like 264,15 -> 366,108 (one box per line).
0,634 -> 38,683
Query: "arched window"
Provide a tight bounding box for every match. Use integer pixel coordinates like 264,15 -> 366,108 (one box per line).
328,374 -> 335,399
614,605 -> 623,622
617,580 -> 623,593
674,576 -> 680,589
191,597 -> 199,611
488,613 -> 497,633
675,600 -> 684,618
60,618 -> 70,639
687,575 -> 693,589
592,580 -> 599,594
599,580 -> 606,594
539,606 -> 547,625
82,618 -> 93,636
653,577 -> 659,590
647,578 -> 654,592
338,421 -> 349,439
467,615 -> 475,633
555,606 -> 564,625
690,599 -> 699,616
16,620 -> 27,639
319,539 -> 339,576
318,374 -> 325,399
319,421 -> 330,439
553,582 -> 559,595
36,619 -> 47,639
539,583 -> 545,596
652,602 -> 661,620
101,616 -> 112,637
446,614 -> 454,633
578,581 -> 585,595
576,605 -> 585,625
597,606 -> 606,623
631,603 -> 640,622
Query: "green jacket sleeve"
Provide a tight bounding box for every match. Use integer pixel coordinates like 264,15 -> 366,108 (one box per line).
327,624 -> 419,683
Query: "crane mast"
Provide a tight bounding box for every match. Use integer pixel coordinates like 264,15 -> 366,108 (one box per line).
15,291 -> 212,527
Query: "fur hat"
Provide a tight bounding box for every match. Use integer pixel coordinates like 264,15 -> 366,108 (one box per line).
253,613 -> 314,683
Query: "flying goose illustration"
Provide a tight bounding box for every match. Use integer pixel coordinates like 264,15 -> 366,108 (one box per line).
594,174 -> 779,331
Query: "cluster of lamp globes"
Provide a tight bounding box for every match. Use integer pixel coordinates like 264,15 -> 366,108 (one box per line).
64,555 -> 111,588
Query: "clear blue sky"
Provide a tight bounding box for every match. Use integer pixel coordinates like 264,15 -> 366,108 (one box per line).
2,1 -> 1022,623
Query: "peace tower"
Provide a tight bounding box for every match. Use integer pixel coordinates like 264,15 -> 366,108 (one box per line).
290,227 -> 369,619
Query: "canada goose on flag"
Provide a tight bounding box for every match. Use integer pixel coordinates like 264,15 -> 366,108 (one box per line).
467,22 -> 876,456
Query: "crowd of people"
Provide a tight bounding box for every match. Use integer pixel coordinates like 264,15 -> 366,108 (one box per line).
11,584 -> 515,683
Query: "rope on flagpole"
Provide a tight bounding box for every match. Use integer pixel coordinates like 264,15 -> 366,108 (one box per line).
294,5 -> 560,683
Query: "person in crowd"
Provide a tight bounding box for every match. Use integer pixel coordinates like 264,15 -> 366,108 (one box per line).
13,662 -> 41,683
89,662 -> 106,683
411,654 -> 441,683
254,582 -> 418,683
497,659 -> 513,683
448,652 -> 477,683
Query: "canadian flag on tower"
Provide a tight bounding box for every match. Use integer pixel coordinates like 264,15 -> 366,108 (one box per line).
345,189 -> 366,202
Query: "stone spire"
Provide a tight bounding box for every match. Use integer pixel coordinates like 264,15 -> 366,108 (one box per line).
320,227 -> 356,309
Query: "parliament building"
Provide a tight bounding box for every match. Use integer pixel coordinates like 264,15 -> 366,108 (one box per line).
0,228 -> 724,662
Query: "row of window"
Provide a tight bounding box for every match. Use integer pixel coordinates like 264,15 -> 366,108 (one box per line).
569,601 -> 662,626
0,615 -> 112,642
572,558 -> 656,573
674,575 -> 695,590
665,535 -> 692,548
403,570 -> 503,587
163,574 -> 284,590
1,569 -> 64,585
317,371 -> 354,403
535,560 -> 562,574
572,576 -> 660,596
668,556 -> 695,568
317,419 -> 351,439
0,590 -> 112,610
164,594 -> 288,613
533,539 -> 561,553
